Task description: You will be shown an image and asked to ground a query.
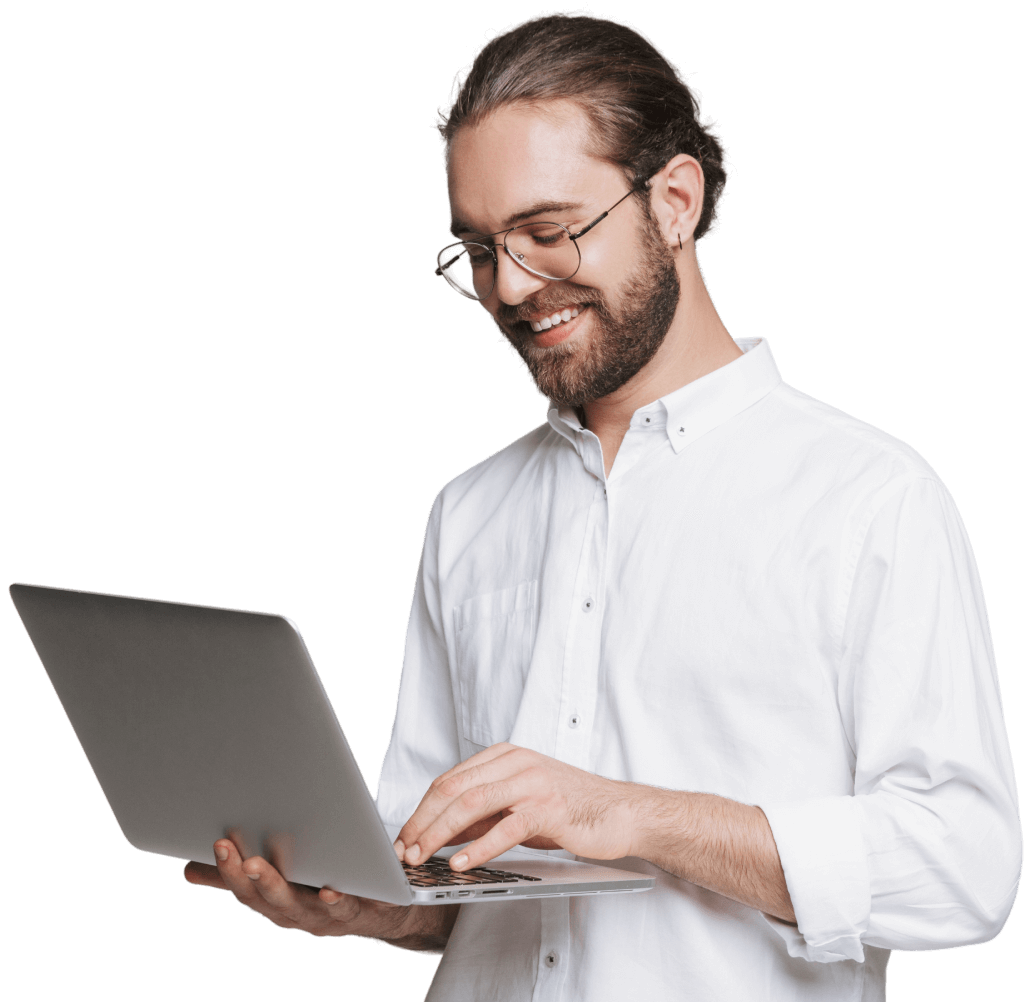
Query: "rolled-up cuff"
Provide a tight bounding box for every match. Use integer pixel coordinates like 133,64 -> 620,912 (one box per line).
759,796 -> 870,963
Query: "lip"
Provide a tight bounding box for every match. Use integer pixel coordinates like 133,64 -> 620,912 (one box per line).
529,306 -> 589,348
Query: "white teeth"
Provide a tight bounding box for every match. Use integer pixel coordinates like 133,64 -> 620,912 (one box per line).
530,307 -> 583,334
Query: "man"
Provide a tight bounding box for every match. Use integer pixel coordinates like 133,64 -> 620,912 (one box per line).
185,15 -> 1021,1000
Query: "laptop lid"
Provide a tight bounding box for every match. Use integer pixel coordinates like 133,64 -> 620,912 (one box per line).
10,583 -> 414,905
11,584 -> 655,905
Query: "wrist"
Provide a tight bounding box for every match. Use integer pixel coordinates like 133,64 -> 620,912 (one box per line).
628,786 -> 696,865
392,901 -> 446,937
386,903 -> 459,952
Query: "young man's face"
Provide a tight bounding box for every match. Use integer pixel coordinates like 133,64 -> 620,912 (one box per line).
447,100 -> 680,407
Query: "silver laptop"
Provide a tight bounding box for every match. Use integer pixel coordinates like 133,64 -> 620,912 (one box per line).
10,584 -> 654,905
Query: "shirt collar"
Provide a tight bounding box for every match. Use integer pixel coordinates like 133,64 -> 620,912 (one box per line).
547,338 -> 782,453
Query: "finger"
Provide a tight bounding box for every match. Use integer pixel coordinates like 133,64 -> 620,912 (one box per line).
424,742 -> 521,795
213,839 -> 271,911
444,813 -> 506,846
184,860 -> 227,889
448,811 -> 537,871
211,840 -> 333,933
407,775 -> 530,864
399,757 -> 527,859
398,749 -> 531,858
319,887 -> 362,923
396,814 -> 505,860
436,742 -> 517,781
212,832 -> 311,918
241,855 -> 321,921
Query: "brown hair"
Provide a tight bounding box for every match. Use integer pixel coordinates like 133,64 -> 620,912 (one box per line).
440,15 -> 727,240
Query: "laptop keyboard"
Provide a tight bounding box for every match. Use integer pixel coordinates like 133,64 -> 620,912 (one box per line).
403,856 -> 544,887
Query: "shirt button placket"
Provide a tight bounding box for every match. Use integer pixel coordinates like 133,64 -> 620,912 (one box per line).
536,897 -> 570,1001
554,477 -> 606,773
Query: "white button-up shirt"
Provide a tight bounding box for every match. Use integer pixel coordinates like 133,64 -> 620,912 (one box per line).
377,339 -> 1020,1001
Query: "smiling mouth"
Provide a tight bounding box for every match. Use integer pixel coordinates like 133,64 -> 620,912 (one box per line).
516,305 -> 591,349
529,305 -> 586,332
528,306 -> 582,333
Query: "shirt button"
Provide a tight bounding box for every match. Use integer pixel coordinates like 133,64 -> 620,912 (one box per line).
569,714 -> 581,728
643,416 -> 651,424
676,425 -> 686,436
582,598 -> 594,612
545,951 -> 559,968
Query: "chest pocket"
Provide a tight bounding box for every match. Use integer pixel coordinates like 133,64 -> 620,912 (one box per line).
453,580 -> 537,748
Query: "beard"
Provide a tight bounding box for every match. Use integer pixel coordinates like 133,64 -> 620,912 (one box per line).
493,214 -> 681,408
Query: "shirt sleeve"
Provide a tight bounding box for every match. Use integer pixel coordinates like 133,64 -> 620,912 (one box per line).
375,496 -> 462,836
760,476 -> 1021,963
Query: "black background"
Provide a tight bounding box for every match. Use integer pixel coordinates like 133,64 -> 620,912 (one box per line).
12,3 -> 1013,996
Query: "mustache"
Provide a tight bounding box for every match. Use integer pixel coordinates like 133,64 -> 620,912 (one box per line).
496,284 -> 599,327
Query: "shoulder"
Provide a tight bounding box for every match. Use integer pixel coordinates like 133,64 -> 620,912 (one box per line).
765,382 -> 940,488
434,422 -> 562,515
725,383 -> 952,543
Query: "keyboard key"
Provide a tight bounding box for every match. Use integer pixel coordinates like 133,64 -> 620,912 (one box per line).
405,856 -> 532,885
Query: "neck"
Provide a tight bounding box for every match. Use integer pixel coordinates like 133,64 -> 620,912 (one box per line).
582,245 -> 741,476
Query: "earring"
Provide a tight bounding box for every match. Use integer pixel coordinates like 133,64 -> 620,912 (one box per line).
678,234 -> 683,250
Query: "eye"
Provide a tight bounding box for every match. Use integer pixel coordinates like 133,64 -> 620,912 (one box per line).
523,223 -> 569,247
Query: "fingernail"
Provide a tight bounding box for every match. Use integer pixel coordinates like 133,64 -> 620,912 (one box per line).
407,843 -> 421,863
451,854 -> 468,870
246,871 -> 260,881
215,845 -> 228,862
393,838 -> 405,859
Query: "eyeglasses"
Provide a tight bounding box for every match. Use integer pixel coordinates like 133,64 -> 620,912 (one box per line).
435,175 -> 653,301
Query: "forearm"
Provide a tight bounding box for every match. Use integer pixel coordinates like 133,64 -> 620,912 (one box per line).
631,789 -> 795,923
385,903 -> 461,953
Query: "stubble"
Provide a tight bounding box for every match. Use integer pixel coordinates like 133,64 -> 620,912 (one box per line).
494,211 -> 681,408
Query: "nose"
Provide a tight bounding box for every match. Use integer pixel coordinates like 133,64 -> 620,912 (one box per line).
493,245 -> 549,306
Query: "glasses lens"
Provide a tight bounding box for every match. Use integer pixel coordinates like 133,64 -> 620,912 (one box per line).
437,242 -> 495,300
505,223 -> 579,280
436,225 -> 580,298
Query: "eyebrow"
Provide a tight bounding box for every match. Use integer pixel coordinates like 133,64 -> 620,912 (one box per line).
450,200 -> 585,239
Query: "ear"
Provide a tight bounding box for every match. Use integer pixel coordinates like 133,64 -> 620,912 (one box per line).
647,155 -> 705,249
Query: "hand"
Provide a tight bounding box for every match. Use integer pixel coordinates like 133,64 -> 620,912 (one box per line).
184,838 -> 456,949
395,743 -> 640,871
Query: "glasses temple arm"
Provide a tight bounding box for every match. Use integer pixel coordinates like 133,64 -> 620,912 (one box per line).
570,212 -> 607,241
569,173 -> 656,241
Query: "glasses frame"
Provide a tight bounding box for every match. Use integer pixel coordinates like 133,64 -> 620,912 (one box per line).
435,173 -> 655,301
